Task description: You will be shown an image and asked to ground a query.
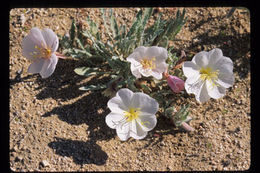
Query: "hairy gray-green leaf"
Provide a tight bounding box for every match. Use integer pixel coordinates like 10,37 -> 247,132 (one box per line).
110,11 -> 119,38
86,16 -> 98,36
108,58 -> 128,70
69,19 -> 76,46
74,67 -> 99,76
79,84 -> 107,91
126,9 -> 143,38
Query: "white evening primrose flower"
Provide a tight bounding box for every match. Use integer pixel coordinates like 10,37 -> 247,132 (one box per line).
182,48 -> 234,103
126,46 -> 168,80
22,27 -> 59,78
105,88 -> 158,141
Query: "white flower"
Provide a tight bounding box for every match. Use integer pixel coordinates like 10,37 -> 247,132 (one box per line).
182,48 -> 234,103
22,27 -> 59,78
105,88 -> 158,141
126,46 -> 168,80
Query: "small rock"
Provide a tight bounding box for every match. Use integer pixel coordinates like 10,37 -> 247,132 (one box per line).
221,159 -> 231,167
15,156 -> 23,162
13,145 -> 18,152
20,14 -> 26,26
40,160 -> 50,167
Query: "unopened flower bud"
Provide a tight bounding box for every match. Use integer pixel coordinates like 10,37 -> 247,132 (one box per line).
167,75 -> 185,93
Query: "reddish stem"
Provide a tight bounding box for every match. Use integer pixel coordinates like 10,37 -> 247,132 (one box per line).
181,122 -> 195,132
55,52 -> 67,59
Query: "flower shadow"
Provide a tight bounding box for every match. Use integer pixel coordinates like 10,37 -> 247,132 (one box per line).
9,72 -> 38,88
29,57 -> 115,164
48,137 -> 108,165
34,58 -> 100,101
135,112 -> 190,151
42,91 -> 115,141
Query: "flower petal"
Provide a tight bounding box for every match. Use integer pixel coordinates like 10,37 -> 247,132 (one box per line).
41,28 -> 59,52
105,112 -> 124,129
216,73 -> 234,88
150,70 -> 162,80
39,54 -> 58,78
184,75 -> 202,94
116,122 -> 130,141
208,48 -> 223,68
129,60 -> 142,78
206,80 -> 226,99
107,88 -> 134,114
27,59 -> 45,74
107,96 -> 127,114
182,61 -> 200,78
116,88 -> 134,108
22,27 -> 46,60
129,46 -> 147,61
126,52 -> 139,63
139,68 -> 153,77
134,46 -> 147,56
28,27 -> 46,45
130,92 -> 159,115
137,114 -> 157,131
145,46 -> 168,61
192,51 -> 209,68
195,82 -> 211,103
154,62 -> 168,73
215,56 -> 234,74
130,120 -> 148,140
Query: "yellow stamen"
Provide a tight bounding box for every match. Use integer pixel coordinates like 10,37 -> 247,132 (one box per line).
31,42 -> 52,59
140,57 -> 156,70
124,108 -> 140,122
199,67 -> 219,87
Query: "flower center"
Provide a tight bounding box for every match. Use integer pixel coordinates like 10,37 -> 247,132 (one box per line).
140,57 -> 156,70
199,67 -> 219,87
124,108 -> 140,122
30,42 -> 52,59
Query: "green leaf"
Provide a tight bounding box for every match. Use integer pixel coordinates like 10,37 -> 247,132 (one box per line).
164,107 -> 175,119
74,66 -> 109,76
159,35 -> 169,47
101,8 -> 109,33
121,25 -> 126,39
74,67 -> 99,76
142,8 -> 153,27
69,19 -> 76,46
173,104 -> 190,127
127,78 -> 139,92
86,16 -> 98,36
72,48 -> 92,57
108,57 -> 128,70
167,9 -> 187,40
141,84 -> 152,93
75,38 -> 85,50
79,84 -> 107,91
137,8 -> 153,45
110,11 -> 119,38
126,9 -> 143,38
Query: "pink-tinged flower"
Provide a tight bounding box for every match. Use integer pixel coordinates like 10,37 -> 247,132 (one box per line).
167,75 -> 185,93
22,27 -> 59,78
126,46 -> 168,80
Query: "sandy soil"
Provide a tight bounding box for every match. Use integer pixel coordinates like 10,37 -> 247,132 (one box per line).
9,7 -> 250,171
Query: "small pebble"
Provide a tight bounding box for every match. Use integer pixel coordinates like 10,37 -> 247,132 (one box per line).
40,160 -> 50,167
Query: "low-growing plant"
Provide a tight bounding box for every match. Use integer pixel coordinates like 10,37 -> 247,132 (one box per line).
21,8 -> 235,141
59,8 -> 189,123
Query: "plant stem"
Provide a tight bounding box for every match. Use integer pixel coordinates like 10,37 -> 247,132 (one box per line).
181,122 -> 194,132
